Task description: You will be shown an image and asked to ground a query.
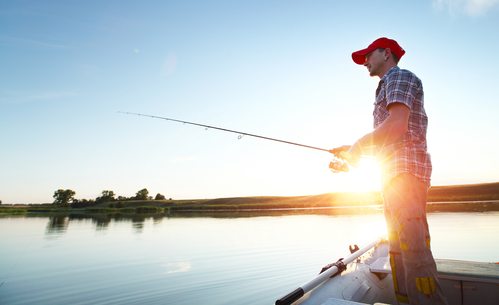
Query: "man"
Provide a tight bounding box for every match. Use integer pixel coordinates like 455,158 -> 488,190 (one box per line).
330,37 -> 448,305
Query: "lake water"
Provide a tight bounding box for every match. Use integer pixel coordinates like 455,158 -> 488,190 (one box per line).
1,211 -> 498,305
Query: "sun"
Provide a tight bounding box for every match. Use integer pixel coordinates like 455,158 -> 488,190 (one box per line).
355,214 -> 388,240
333,157 -> 382,193
350,157 -> 382,192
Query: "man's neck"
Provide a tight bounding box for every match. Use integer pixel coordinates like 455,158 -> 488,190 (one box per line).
378,63 -> 397,78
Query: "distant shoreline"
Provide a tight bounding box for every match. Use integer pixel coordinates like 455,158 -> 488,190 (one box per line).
1,201 -> 498,217
1,200 -> 498,217
1,182 -> 498,216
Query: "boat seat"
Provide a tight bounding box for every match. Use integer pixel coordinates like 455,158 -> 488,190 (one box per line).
369,257 -> 391,274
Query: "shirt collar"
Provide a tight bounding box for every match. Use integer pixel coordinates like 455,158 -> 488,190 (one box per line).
380,66 -> 399,83
375,66 -> 400,100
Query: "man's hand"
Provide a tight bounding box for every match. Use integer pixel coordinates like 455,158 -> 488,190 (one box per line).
329,157 -> 349,173
329,145 -> 352,173
328,141 -> 363,173
329,144 -> 361,164
329,145 -> 351,159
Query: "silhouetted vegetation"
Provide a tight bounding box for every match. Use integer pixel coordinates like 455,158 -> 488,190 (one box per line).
155,193 -> 166,200
134,188 -> 150,201
428,183 -> 499,201
48,188 -> 166,209
1,182 -> 498,216
95,190 -> 116,204
71,199 -> 97,208
53,189 -> 76,206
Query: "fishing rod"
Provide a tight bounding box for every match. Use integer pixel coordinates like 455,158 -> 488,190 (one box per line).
119,111 -> 349,172
119,111 -> 331,153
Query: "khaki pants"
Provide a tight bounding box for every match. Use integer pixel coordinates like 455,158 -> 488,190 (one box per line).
383,173 -> 448,305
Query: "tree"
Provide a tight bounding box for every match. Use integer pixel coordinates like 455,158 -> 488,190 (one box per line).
96,190 -> 116,204
53,189 -> 76,206
155,193 -> 166,200
135,188 -> 149,200
101,190 -> 115,200
71,198 -> 95,208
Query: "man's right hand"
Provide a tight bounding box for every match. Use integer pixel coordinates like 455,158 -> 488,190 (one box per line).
329,145 -> 352,160
328,145 -> 352,173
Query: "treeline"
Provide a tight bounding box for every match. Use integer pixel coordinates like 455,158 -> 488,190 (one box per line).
53,188 -> 169,208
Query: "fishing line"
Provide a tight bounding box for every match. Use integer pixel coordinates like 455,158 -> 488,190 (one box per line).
118,111 -> 348,172
118,111 -> 330,152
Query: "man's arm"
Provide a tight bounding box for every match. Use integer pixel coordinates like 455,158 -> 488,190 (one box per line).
331,103 -> 410,166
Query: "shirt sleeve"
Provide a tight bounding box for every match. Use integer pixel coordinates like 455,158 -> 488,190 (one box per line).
384,70 -> 421,110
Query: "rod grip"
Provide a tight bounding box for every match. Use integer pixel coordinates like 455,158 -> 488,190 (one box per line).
275,287 -> 304,305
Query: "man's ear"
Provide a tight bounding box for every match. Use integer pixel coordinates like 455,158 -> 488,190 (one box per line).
384,48 -> 392,61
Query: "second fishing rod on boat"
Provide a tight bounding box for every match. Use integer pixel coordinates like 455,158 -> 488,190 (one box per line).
119,111 -> 349,172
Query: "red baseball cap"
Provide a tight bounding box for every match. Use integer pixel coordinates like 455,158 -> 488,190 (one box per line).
352,37 -> 405,65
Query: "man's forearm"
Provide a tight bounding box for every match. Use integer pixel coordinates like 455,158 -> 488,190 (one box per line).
355,117 -> 408,155
358,104 -> 409,152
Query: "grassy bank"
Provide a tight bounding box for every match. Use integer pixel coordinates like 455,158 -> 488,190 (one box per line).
1,182 -> 498,216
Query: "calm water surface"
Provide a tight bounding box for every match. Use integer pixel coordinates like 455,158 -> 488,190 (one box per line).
1,212 -> 498,305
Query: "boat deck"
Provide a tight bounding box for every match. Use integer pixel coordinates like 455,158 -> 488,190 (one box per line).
369,256 -> 499,283
309,256 -> 499,305
284,240 -> 499,305
368,256 -> 499,305
436,259 -> 499,283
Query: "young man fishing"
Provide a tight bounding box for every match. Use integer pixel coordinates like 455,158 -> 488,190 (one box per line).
330,37 -> 448,305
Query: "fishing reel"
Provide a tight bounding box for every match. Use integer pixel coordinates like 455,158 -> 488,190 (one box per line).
329,157 -> 349,173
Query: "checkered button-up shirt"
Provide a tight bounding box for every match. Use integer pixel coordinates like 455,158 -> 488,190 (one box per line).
373,66 -> 432,186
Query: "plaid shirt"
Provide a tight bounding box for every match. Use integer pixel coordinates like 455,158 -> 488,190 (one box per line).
373,66 -> 432,186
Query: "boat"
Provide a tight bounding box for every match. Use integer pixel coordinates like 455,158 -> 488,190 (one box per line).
276,237 -> 499,305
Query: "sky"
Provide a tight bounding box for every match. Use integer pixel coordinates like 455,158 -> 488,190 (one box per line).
1,0 -> 499,204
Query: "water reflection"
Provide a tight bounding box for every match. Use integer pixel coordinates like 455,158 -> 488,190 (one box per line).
43,214 -> 168,236
132,217 -> 144,233
46,216 -> 69,234
41,207 -> 384,236
168,206 -> 383,218
2,212 -> 498,305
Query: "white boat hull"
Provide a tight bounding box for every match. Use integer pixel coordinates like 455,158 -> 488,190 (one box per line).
279,239 -> 499,305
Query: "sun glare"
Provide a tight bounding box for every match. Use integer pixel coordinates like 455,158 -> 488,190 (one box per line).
335,157 -> 382,193
354,215 -> 388,240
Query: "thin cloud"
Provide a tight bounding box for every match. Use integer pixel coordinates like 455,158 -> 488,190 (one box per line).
161,53 -> 177,78
433,0 -> 499,16
0,35 -> 71,49
466,0 -> 499,15
0,90 -> 77,105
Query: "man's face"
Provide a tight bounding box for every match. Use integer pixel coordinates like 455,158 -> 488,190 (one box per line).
363,49 -> 385,77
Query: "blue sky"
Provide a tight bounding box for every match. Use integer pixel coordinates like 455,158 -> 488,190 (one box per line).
1,0 -> 499,204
